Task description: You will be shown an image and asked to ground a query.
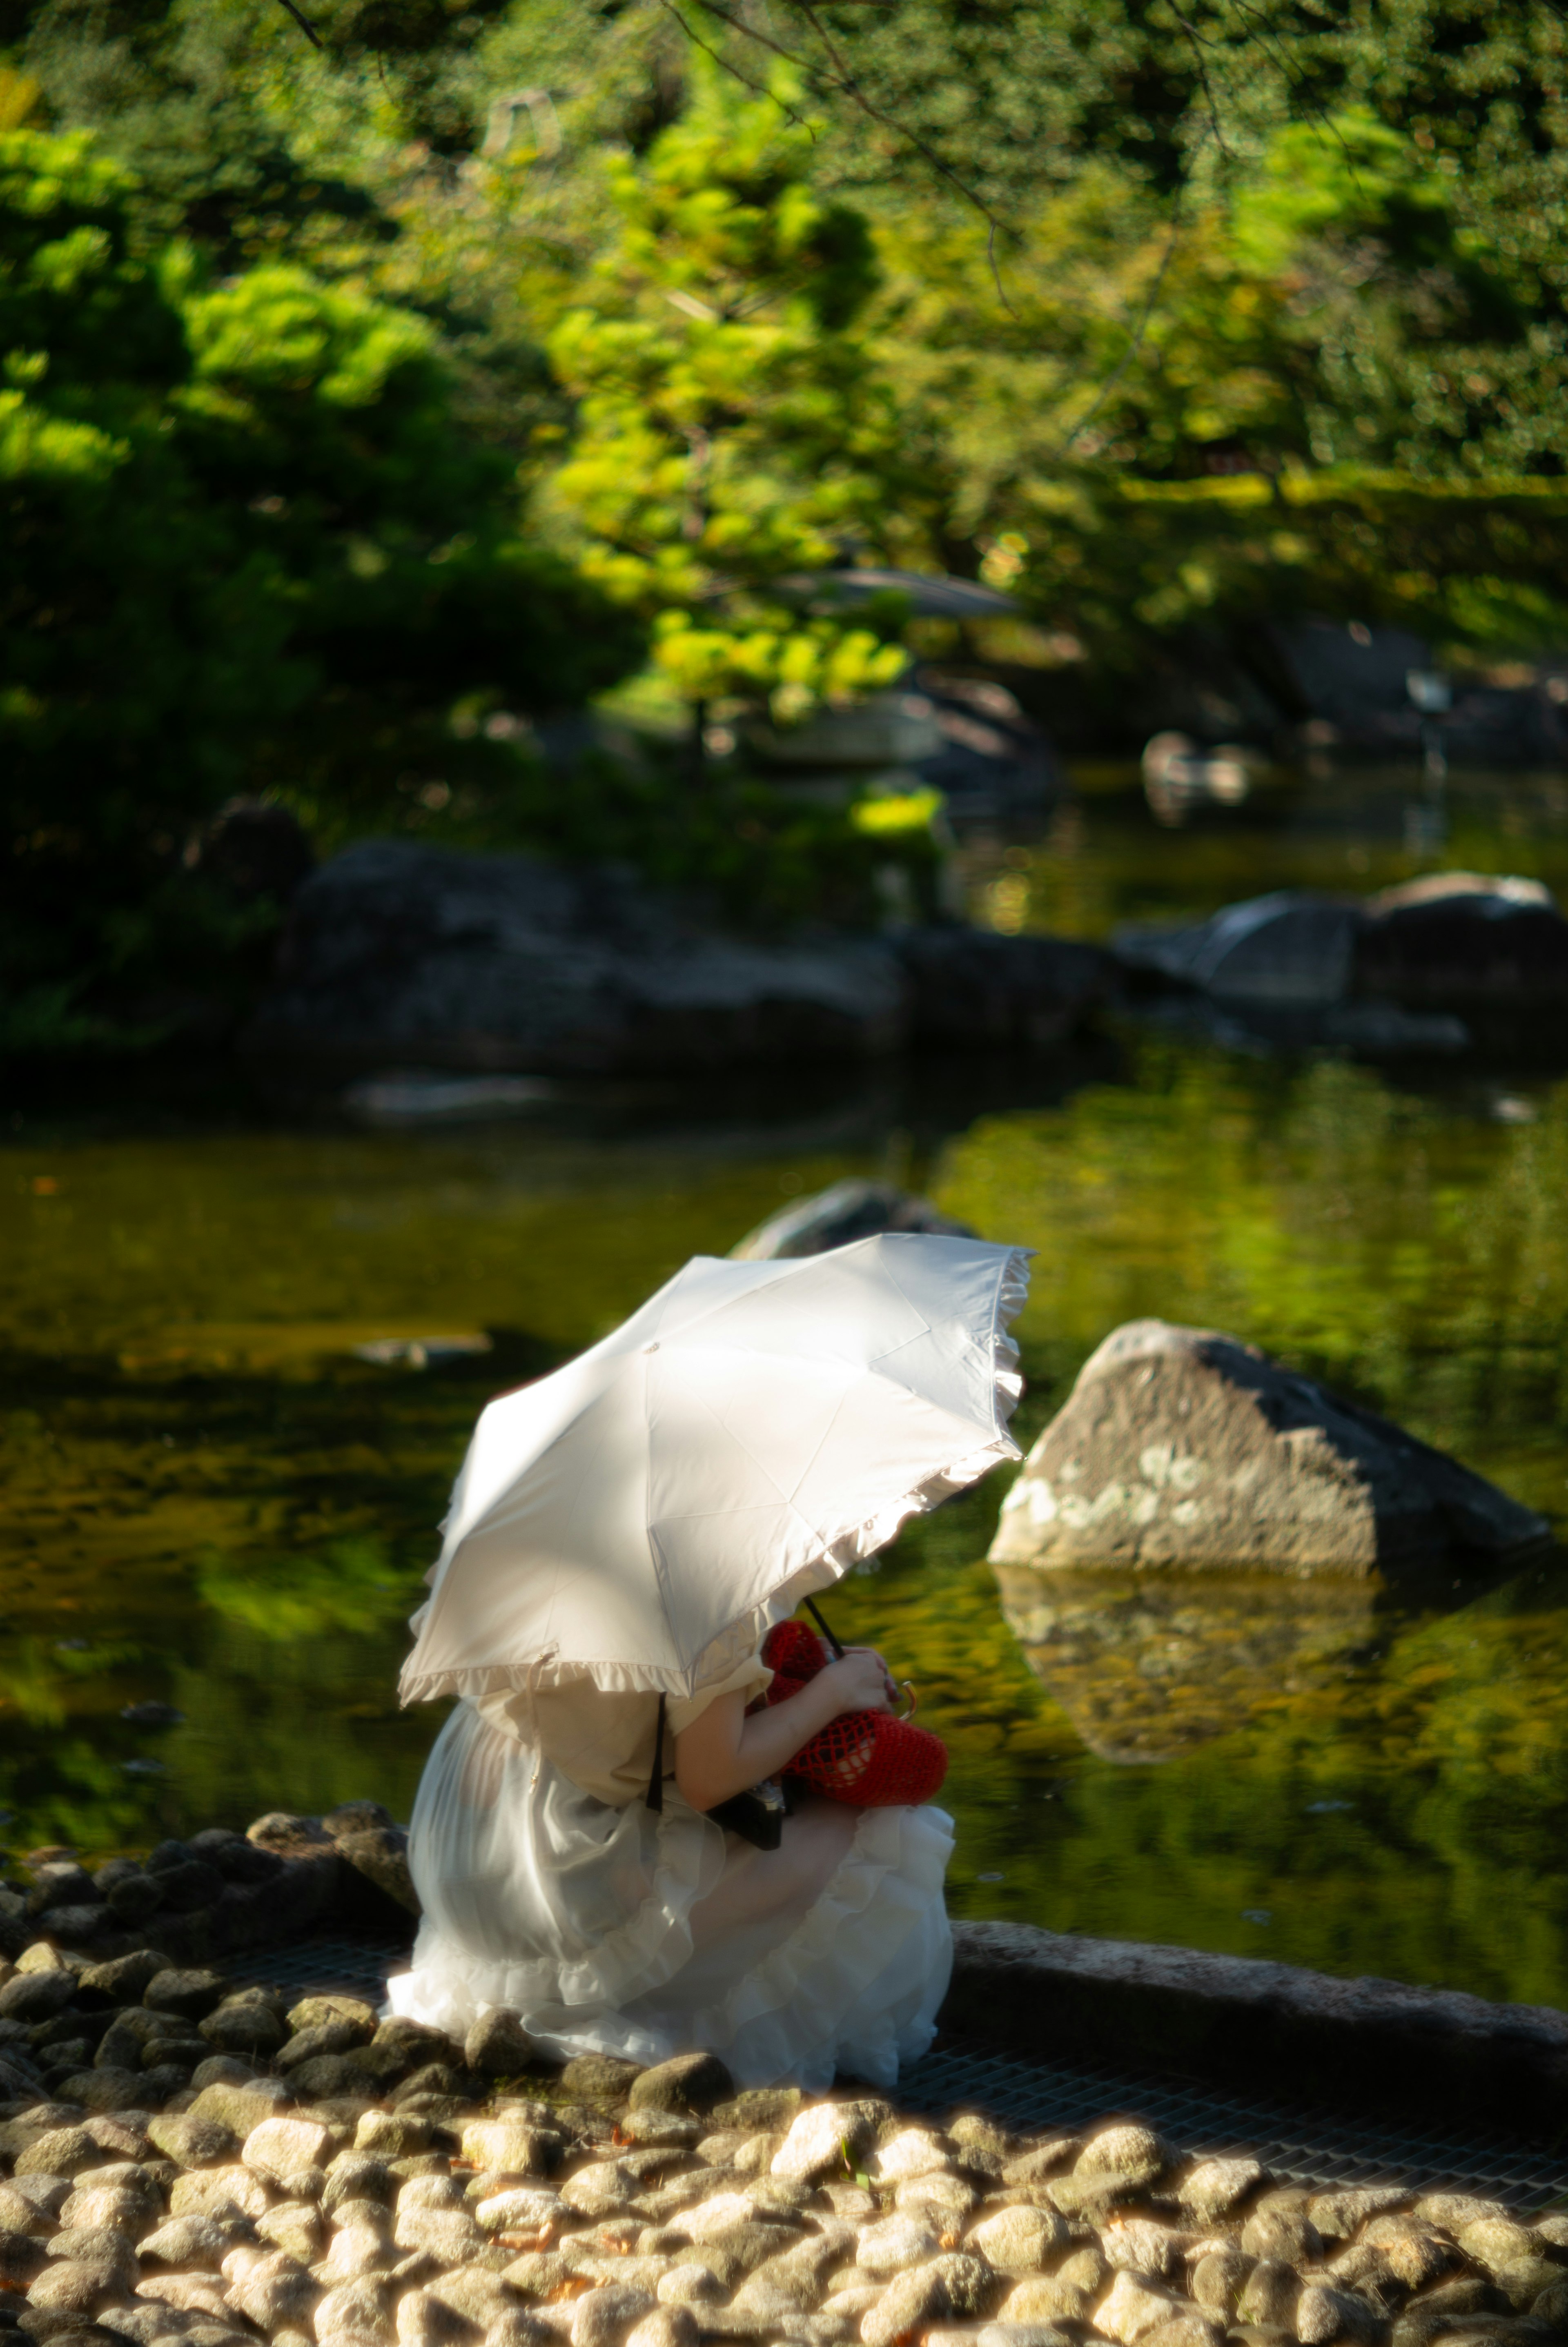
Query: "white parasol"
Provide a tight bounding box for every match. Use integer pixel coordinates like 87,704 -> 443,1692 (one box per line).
398,1233 -> 1031,1706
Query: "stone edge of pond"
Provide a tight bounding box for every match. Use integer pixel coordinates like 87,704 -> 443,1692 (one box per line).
946,1922 -> 1568,2141
14,1818 -> 1568,2145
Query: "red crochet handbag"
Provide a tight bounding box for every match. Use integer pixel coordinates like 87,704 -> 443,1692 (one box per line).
760,1619 -> 949,1807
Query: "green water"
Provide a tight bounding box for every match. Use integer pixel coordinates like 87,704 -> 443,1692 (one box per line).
5,757 -> 1568,2009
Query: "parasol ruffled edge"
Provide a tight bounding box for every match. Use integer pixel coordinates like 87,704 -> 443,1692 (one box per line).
398,1242 -> 1033,1707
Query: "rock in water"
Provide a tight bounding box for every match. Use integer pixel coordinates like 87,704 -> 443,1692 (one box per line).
891,926 -> 1109,1049
730,1179 -> 975,1260
1113,891 -> 1359,1007
1356,872 -> 1568,1010
1113,873 -> 1568,1021
244,840 -> 907,1080
990,1318 -> 1549,1576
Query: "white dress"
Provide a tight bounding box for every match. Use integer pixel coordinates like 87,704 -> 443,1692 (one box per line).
386,1694 -> 954,2091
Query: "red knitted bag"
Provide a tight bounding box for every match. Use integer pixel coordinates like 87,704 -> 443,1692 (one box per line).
760,1620 -> 949,1807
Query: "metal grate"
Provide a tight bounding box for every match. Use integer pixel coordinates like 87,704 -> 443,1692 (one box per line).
898,2036 -> 1568,2211
221,1931 -> 413,2002
222,1936 -> 1568,2210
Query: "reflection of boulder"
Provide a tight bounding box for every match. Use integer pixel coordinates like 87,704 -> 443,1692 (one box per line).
992,1564 -> 1379,1761
731,1178 -> 974,1260
989,1319 -> 1550,1577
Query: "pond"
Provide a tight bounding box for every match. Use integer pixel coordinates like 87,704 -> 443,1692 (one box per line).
5,756 -> 1568,2012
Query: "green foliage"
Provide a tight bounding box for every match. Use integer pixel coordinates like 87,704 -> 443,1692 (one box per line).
543,58 -> 914,724
866,98 -> 1568,672
12,0 -> 1568,688
0,127 -> 643,1051
5,0 -> 1568,1029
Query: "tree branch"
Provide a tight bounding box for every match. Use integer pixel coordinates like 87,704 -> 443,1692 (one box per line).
1060,197 -> 1186,454
670,0 -> 1018,314
271,0 -> 325,49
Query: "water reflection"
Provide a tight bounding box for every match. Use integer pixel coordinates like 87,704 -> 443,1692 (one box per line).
195,1536 -> 412,1644
937,1043 -> 1568,1523
6,753 -> 1568,1999
992,1566 -> 1384,1762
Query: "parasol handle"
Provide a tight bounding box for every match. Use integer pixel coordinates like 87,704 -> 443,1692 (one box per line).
804,1598 -> 846,1658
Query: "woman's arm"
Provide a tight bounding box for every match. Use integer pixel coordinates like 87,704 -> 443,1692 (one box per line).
673,1649 -> 894,1812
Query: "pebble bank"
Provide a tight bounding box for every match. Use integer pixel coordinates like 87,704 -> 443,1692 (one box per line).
0,1815 -> 1563,2347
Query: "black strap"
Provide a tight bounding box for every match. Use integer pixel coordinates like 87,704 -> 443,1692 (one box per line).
646,1692 -> 666,1812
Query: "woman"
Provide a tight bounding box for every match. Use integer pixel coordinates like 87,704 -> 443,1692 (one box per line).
386,1231 -> 1029,2088
386,1631 -> 953,2091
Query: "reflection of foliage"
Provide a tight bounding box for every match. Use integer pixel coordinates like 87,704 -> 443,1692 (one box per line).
0,1638 -> 144,1728
0,1638 -> 84,1730
978,776 -> 1568,952
0,1733 -> 172,1861
8,1064 -> 1568,1991
0,1130 -> 863,1360
937,1043 -> 1568,1520
195,1536 -> 416,1643
161,1615 -> 441,1836
823,1499 -> 1568,2007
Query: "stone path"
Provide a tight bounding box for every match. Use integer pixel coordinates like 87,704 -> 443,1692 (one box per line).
2,1936 -> 1567,2347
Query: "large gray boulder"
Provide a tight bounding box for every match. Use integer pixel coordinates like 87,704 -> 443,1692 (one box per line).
245,841 -> 908,1078
1270,618 -> 1568,764
989,1318 -> 1549,1577
1113,890 -> 1357,1007
1356,871 -> 1568,1009
1270,618 -> 1432,753
246,843 -> 1109,1084
1112,871 -> 1568,1026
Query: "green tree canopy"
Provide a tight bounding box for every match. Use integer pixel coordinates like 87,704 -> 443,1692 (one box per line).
6,0 -> 1568,1039
0,125 -> 642,1049
542,60 -> 912,724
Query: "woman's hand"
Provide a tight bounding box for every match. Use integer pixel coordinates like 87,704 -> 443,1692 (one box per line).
673,1645 -> 898,1813
815,1647 -> 895,1719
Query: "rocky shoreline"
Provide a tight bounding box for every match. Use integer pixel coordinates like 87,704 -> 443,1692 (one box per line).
0,1821 -> 1566,2347
0,1814 -> 416,1982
